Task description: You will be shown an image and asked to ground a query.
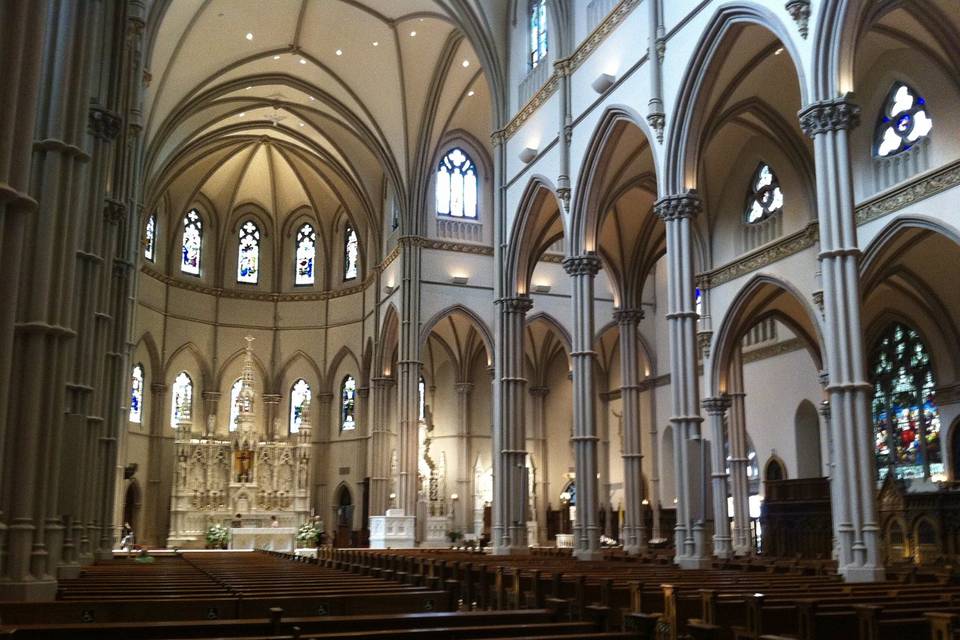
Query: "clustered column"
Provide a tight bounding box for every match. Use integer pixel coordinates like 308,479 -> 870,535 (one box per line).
528,385 -> 550,545
368,376 -> 394,516
654,192 -> 710,569
727,348 -> 751,555
492,296 -> 532,554
312,392 -> 334,518
564,254 -> 603,561
396,237 -> 423,521
799,96 -> 884,581
702,396 -> 732,558
454,382 -> 473,533
614,308 -> 647,555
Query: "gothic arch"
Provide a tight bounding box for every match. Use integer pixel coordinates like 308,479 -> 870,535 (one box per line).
664,4 -> 807,193
325,345 -> 361,395
274,350 -> 324,395
505,175 -> 567,297
214,347 -> 271,392
163,341 -> 212,388
135,331 -> 163,382
419,304 -> 494,366
376,304 -> 400,377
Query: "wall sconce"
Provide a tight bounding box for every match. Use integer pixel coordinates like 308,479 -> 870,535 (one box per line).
532,283 -> 551,293
591,72 -> 616,94
383,284 -> 396,295
641,499 -> 650,505
450,493 -> 459,501
450,274 -> 469,285
518,147 -> 538,164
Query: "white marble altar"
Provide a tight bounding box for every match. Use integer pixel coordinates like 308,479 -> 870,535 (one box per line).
229,527 -> 296,551
369,508 -> 416,549
420,515 -> 450,548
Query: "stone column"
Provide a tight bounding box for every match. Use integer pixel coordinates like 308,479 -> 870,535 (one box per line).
528,385 -> 549,544
368,377 -> 394,516
799,96 -> 883,581
452,382 -> 473,533
819,399 -> 839,559
703,396 -> 732,558
615,308 -> 647,555
262,394 -> 280,440
492,296 -> 532,554
564,254 -> 603,561
0,0 -> 48,585
727,348 -> 751,555
646,382 -> 662,541
396,237 -> 422,521
311,392 -> 334,517
654,192 -> 709,569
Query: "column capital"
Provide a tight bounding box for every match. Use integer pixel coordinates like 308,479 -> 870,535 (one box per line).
702,396 -> 731,415
261,393 -> 281,405
151,383 -> 168,393
613,308 -> 645,324
818,401 -> 831,419
88,105 -> 123,141
529,385 -> 550,398
315,392 -> 335,404
654,191 -> 702,222
562,254 -> 602,277
798,95 -> 860,137
454,382 -> 474,394
201,390 -> 221,401
496,296 -> 534,314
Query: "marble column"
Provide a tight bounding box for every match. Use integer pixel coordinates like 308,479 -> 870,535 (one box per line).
728,348 -> 751,555
615,308 -> 647,555
799,96 -> 884,581
528,386 -> 550,545
0,0 -> 48,586
492,296 -> 532,554
702,396 -> 732,558
368,377 -> 394,516
453,382 -> 473,533
396,237 -> 422,521
564,254 -> 603,561
654,192 -> 709,569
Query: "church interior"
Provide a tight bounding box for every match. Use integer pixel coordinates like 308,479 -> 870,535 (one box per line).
2,0 -> 960,637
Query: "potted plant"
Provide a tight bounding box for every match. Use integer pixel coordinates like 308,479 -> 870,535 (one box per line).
296,521 -> 319,548
206,523 -> 230,549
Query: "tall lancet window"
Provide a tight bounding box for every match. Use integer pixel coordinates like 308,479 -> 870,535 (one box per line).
144,214 -> 156,261
871,323 -> 943,481
436,148 -> 478,219
343,224 -> 359,281
237,220 -> 260,284
418,375 -> 426,422
170,371 -> 193,429
744,163 -> 783,224
130,364 -> 144,423
289,378 -> 311,433
529,0 -> 547,68
181,209 -> 202,275
295,223 -> 316,285
229,378 -> 242,432
875,82 -> 933,157
341,375 -> 356,431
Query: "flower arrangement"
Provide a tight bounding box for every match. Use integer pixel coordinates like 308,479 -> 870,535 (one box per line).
296,521 -> 319,547
206,523 -> 230,549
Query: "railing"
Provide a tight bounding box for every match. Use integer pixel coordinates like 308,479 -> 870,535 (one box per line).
436,216 -> 483,243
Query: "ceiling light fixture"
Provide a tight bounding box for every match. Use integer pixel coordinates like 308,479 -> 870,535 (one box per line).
299,58 -> 307,64
273,55 -> 280,60
336,49 -> 342,56
467,90 -> 475,97
308,96 -> 315,101
410,30 -> 417,37
462,59 -> 470,68
372,41 -> 379,47
774,47 -> 784,55
245,32 -> 253,41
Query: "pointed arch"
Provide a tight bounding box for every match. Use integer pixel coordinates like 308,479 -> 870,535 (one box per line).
214,346 -> 271,392
163,341 -> 212,387
376,303 -> 400,377
325,345 -> 361,394
135,331 -> 163,380
419,304 -> 494,366
275,350 -> 324,395
709,274 -> 825,396
663,4 -> 807,193
505,175 -> 567,297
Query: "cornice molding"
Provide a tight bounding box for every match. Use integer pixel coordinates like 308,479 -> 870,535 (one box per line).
502,0 -> 641,142
699,223 -> 819,288
741,337 -> 805,364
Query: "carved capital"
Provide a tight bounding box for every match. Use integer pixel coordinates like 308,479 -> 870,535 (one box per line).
496,296 -> 534,314
646,112 -> 665,144
798,96 -> 860,137
654,191 -> 702,222
562,254 -> 602,277
490,129 -> 506,147
785,0 -> 811,39
818,401 -> 831,419
88,105 -> 123,141
702,396 -> 731,415
697,330 -> 713,359
613,308 -> 645,325
454,382 -> 474,395
529,385 -> 550,398
103,198 -> 127,224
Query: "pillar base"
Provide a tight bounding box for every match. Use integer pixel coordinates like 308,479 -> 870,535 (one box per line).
94,549 -> 114,561
57,563 -> 81,579
675,555 -> 712,570
839,564 -> 885,583
491,545 -> 530,556
0,578 -> 57,601
574,550 -> 604,561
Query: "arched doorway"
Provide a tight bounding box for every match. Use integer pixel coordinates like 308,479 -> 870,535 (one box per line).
334,484 -> 353,547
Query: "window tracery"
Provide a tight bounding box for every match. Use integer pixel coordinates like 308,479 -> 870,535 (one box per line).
341,375 -> 356,431
295,223 -> 316,285
529,0 -> 548,69
436,148 -> 478,219
289,378 -> 311,433
171,371 -> 193,429
744,163 -> 783,224
181,210 -> 202,275
144,214 -> 156,262
344,225 -> 359,281
875,82 -> 933,158
130,364 -> 144,423
237,220 -> 260,284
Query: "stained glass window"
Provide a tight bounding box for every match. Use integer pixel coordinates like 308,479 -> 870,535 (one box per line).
295,223 -> 316,285
181,209 -> 202,275
229,378 -> 242,432
130,364 -> 144,423
237,220 -> 260,284
695,287 -> 703,318
170,371 -> 193,429
290,378 -> 311,433
341,375 -> 356,431
744,163 -> 783,224
529,0 -> 547,69
875,82 -> 933,157
871,323 -> 942,481
436,148 -> 478,219
418,375 -> 426,422
144,214 -> 156,261
344,225 -> 359,281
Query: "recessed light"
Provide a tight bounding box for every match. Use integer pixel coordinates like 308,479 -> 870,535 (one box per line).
299,121 -> 305,127
308,96 -> 315,101
462,59 -> 470,68
245,32 -> 253,41
336,49 -> 342,56
239,112 -> 245,117
246,86 -> 252,90
410,30 -> 416,37
299,58 -> 307,64
467,90 -> 475,97
774,47 -> 784,55
372,41 -> 379,46
273,55 -> 280,60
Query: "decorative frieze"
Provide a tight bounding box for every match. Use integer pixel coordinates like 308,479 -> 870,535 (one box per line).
798,96 -> 861,137
741,337 -> 805,364
856,158 -> 960,225
699,223 -> 819,288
